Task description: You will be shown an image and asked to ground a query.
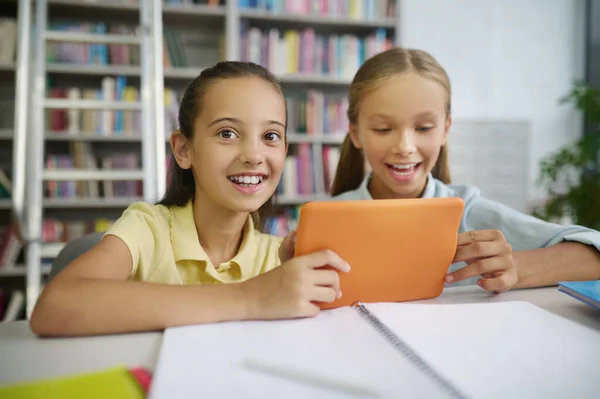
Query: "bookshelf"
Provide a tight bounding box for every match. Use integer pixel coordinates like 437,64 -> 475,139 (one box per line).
0,0 -> 400,319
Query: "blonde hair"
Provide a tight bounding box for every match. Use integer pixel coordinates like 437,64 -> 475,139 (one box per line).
330,48 -> 452,197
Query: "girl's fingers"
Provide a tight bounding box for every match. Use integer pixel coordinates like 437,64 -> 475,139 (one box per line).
453,241 -> 503,263
310,269 -> 341,298
456,229 -> 507,246
446,256 -> 508,284
478,271 -> 518,293
296,250 -> 351,273
453,240 -> 513,264
310,286 -> 338,304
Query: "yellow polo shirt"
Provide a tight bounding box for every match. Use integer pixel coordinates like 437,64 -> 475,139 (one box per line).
103,201 -> 284,284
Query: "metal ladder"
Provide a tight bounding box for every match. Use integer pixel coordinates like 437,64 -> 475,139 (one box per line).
12,0 -> 167,318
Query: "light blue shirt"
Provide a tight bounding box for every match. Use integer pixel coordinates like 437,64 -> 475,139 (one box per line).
330,173 -> 600,287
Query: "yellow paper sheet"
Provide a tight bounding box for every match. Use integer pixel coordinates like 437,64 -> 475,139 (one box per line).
0,365 -> 145,399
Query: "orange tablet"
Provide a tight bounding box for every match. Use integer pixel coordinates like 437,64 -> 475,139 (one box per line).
293,197 -> 464,309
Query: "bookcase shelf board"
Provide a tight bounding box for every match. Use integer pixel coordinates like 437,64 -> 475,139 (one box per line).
239,9 -> 395,29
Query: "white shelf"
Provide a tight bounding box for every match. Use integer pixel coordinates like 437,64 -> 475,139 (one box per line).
47,0 -> 225,17
48,0 -> 138,11
43,169 -> 144,181
46,131 -> 142,142
163,67 -> 203,79
42,132 -> 345,144
41,242 -> 65,259
45,63 -> 353,85
1,196 -> 138,209
287,133 -> 345,144
0,62 -> 15,71
163,3 -> 225,17
46,63 -> 204,79
0,129 -> 12,139
239,9 -> 396,28
0,264 -> 51,277
46,63 -> 140,76
44,99 -> 142,110
0,199 -> 11,209
44,197 -> 140,208
278,73 -> 352,85
45,31 -> 140,45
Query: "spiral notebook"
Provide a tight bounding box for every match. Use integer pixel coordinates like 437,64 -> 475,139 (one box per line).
148,301 -> 600,399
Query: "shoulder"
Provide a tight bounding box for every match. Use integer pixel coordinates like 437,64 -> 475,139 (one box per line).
428,178 -> 493,231
327,183 -> 371,201
250,229 -> 284,251
103,201 -> 173,279
109,201 -> 170,230
330,190 -> 362,201
430,178 -> 482,203
104,201 -> 172,243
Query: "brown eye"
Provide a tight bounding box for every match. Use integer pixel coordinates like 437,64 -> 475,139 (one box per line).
218,129 -> 239,139
264,132 -> 282,142
416,126 -> 434,133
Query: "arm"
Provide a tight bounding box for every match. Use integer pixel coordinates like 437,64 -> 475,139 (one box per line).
514,241 -> 600,288
30,236 -> 350,338
29,235 -> 251,337
448,192 -> 600,290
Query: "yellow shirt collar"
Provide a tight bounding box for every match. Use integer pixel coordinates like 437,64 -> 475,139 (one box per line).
168,200 -> 258,279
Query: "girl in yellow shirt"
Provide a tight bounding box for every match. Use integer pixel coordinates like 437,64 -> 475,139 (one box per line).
30,62 -> 350,337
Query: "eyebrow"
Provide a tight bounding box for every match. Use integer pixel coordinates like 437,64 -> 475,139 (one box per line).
414,111 -> 439,118
367,111 -> 439,122
207,117 -> 285,128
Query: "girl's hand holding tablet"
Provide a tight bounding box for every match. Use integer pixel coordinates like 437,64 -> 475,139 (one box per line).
446,230 -> 518,293
241,249 -> 350,319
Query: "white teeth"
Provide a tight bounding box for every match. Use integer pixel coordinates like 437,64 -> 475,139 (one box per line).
228,175 -> 264,185
389,163 -> 418,176
392,163 -> 417,170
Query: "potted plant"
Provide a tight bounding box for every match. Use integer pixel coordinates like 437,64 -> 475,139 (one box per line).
532,81 -> 600,230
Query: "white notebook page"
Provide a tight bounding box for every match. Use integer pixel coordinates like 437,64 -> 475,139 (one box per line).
366,301 -> 600,399
149,306 -> 450,399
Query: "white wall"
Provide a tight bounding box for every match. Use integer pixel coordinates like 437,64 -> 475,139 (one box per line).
398,0 -> 587,203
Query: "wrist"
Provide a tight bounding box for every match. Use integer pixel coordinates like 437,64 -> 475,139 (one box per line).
162,283 -> 256,327
236,280 -> 259,321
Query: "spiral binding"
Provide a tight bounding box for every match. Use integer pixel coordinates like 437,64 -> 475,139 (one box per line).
352,302 -> 469,399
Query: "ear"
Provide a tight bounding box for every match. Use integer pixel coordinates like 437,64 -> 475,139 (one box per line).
348,124 -> 362,149
441,115 -> 452,145
170,130 -> 192,169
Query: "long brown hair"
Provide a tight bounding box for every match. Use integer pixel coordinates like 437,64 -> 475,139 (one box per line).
330,48 -> 452,197
158,61 -> 286,230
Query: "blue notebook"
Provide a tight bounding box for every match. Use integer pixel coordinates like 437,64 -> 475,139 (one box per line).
558,281 -> 600,310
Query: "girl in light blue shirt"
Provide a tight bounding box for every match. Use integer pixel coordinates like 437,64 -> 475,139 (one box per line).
329,48 -> 600,292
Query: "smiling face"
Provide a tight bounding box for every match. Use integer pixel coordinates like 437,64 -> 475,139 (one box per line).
172,76 -> 287,214
349,72 -> 451,199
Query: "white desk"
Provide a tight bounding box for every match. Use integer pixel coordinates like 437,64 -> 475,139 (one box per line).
0,286 -> 598,387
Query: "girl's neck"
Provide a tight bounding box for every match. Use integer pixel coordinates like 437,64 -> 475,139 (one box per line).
192,195 -> 248,267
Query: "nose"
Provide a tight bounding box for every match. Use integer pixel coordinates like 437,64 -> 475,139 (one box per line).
239,136 -> 265,166
392,130 -> 417,156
